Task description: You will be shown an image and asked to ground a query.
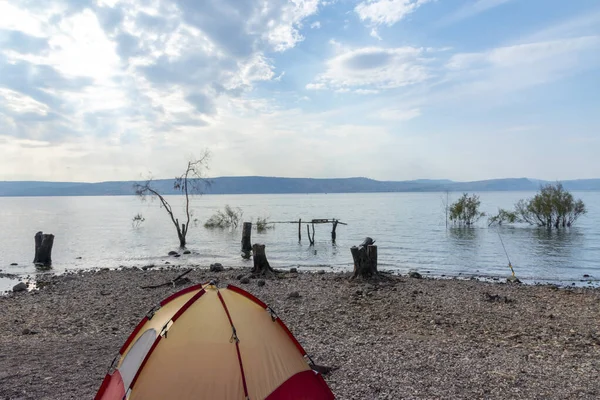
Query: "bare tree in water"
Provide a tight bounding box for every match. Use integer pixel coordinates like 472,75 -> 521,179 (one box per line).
134,152 -> 210,247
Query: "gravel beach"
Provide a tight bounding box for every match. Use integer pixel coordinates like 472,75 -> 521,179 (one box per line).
1,267 -> 600,399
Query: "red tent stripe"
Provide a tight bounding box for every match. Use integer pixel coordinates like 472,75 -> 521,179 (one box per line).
129,289 -> 206,391
128,335 -> 162,390
119,316 -> 148,354
217,291 -> 249,399
226,284 -> 268,308
94,371 -> 115,400
160,283 -> 204,306
276,318 -> 307,356
170,288 -> 206,323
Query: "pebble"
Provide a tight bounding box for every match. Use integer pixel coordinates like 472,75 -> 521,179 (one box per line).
408,271 -> 422,279
210,263 -> 224,272
257,280 -> 266,287
290,268 -> 298,273
183,250 -> 191,255
12,282 -> 27,292
240,277 -> 250,284
168,251 -> 179,256
10,263 -> 18,266
288,291 -> 300,299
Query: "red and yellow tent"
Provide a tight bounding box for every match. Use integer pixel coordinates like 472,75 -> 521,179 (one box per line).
95,282 -> 335,399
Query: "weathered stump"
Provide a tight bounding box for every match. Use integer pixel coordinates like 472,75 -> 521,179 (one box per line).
350,237 -> 378,279
241,222 -> 252,259
251,244 -> 275,276
34,231 -> 54,266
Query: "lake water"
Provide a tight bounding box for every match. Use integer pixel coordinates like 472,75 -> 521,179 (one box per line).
1,192 -> 599,291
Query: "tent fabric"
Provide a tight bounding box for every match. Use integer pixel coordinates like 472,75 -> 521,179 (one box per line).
95,282 -> 335,400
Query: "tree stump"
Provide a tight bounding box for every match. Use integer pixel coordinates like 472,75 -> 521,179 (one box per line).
350,237 -> 377,279
251,244 -> 275,276
34,231 -> 54,266
241,222 -> 252,259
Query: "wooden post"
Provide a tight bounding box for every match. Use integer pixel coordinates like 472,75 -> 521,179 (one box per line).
241,222 -> 252,259
298,218 -> 302,242
350,237 -> 378,279
307,224 -> 316,246
331,219 -> 339,242
34,231 -> 54,266
251,243 -> 275,276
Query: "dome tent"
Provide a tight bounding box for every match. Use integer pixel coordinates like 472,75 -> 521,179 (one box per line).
95,282 -> 335,400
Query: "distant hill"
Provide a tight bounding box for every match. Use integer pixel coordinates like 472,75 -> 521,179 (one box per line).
0,177 -> 599,196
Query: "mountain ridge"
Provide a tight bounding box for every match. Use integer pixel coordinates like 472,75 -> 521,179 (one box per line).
1,177 -> 600,196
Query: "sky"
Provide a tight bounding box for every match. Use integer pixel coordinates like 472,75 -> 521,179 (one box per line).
0,0 -> 599,182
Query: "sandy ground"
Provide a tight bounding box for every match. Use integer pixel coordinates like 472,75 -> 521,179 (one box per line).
1,267 -> 600,399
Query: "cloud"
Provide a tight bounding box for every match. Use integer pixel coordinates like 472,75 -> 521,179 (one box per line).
370,28 -> 382,40
0,88 -> 49,115
446,36 -> 600,84
311,21 -> 321,29
355,0 -> 431,27
376,107 -> 421,121
307,46 -> 432,91
0,0 -> 321,155
438,0 -> 513,26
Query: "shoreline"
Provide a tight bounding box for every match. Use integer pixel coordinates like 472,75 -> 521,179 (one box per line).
1,267 -> 600,399
3,262 -> 600,295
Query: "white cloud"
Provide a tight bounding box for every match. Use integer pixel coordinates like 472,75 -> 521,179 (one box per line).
355,0 -> 431,26
355,89 -> 380,94
438,0 -> 513,26
0,88 -> 49,115
447,36 -> 600,72
263,0 -> 321,51
370,28 -> 382,40
376,107 -> 421,121
311,21 -> 321,29
306,82 -> 326,90
308,46 -> 432,91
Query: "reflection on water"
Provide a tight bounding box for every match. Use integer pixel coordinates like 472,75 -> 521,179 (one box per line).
448,227 -> 480,242
0,191 -> 599,288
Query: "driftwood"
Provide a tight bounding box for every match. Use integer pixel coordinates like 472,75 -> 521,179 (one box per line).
241,222 -> 252,259
251,244 -> 275,276
350,237 -> 378,279
141,268 -> 193,289
34,231 -> 54,266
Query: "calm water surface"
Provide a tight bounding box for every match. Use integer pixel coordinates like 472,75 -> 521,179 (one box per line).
1,192 -> 599,291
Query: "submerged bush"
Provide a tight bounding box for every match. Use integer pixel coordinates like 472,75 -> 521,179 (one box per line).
516,183 -> 586,229
255,217 -> 274,233
132,213 -> 145,228
449,193 -> 485,226
204,205 -> 243,229
488,209 -> 518,227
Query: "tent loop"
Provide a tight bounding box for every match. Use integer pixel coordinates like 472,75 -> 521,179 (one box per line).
145,304 -> 161,320
266,306 -> 278,321
229,326 -> 239,344
159,321 -> 171,338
